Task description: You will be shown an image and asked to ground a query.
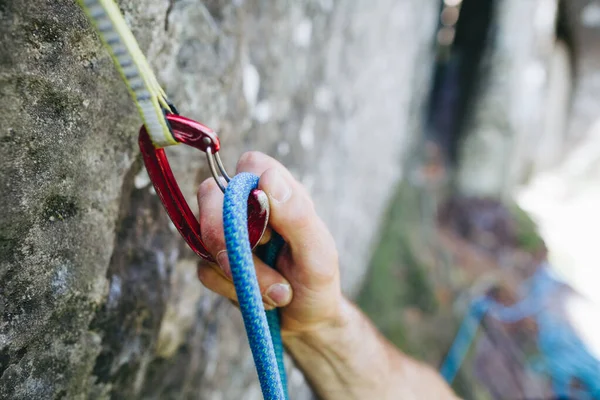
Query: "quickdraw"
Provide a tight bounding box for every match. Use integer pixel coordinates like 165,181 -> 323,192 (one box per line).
78,0 -> 269,263
139,113 -> 270,262
78,1 -> 288,398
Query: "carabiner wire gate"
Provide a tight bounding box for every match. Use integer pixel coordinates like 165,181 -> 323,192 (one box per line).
206,147 -> 231,193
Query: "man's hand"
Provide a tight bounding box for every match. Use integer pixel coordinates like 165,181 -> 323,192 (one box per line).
195,151 -> 457,399
196,151 -> 344,334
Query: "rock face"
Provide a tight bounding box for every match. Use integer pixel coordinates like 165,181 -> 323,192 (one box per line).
0,0 -> 438,398
456,0 -> 563,198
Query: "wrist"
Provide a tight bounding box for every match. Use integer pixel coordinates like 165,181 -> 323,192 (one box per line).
281,297 -> 400,399
280,297 -> 459,400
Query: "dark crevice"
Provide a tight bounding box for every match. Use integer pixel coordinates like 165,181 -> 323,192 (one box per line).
0,348 -> 9,378
164,0 -> 175,31
89,155 -> 177,397
426,0 -> 576,173
555,0 -> 577,78
202,0 -> 226,24
0,346 -> 27,380
425,0 -> 496,167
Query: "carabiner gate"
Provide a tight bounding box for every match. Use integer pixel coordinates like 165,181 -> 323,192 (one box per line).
139,113 -> 269,262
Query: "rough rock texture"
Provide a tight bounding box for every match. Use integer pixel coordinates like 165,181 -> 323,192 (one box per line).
0,0 -> 438,398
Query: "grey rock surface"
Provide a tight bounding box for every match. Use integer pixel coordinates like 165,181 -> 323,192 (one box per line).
0,0 -> 438,398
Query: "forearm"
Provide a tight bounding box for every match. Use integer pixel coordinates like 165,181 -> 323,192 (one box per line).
283,298 -> 458,400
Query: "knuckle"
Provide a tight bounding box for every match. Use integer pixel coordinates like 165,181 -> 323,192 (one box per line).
236,151 -> 264,172
325,251 -> 340,280
314,265 -> 338,286
295,184 -> 316,210
309,251 -> 339,285
286,200 -> 315,229
197,178 -> 216,200
303,190 -> 316,210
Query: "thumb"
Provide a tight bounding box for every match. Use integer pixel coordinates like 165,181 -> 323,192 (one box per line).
258,167 -> 341,329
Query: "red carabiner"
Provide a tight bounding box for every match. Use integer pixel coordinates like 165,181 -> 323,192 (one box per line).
139,113 -> 269,262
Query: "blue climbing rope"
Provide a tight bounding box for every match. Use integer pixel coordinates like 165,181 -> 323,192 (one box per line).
441,266 -> 600,398
257,232 -> 289,397
223,172 -> 288,400
439,296 -> 491,383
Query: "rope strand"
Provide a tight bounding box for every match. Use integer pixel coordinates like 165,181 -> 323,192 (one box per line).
223,173 -> 288,400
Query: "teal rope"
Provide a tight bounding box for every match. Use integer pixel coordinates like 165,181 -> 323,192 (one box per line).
441,266 -> 600,398
439,297 -> 490,382
223,172 -> 288,400
257,233 -> 289,398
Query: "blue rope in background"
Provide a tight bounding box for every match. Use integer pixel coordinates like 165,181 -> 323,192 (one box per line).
439,296 -> 490,383
223,172 -> 288,400
222,173 -> 600,399
440,266 -> 600,399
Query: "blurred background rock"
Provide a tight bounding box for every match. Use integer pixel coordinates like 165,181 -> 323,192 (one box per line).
360,0 -> 600,398
0,0 -> 598,399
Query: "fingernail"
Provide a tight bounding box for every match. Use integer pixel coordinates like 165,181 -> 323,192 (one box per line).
265,283 -> 291,307
216,251 -> 231,278
268,169 -> 291,203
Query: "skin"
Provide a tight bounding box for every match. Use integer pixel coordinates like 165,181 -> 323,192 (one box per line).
196,151 -> 458,400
